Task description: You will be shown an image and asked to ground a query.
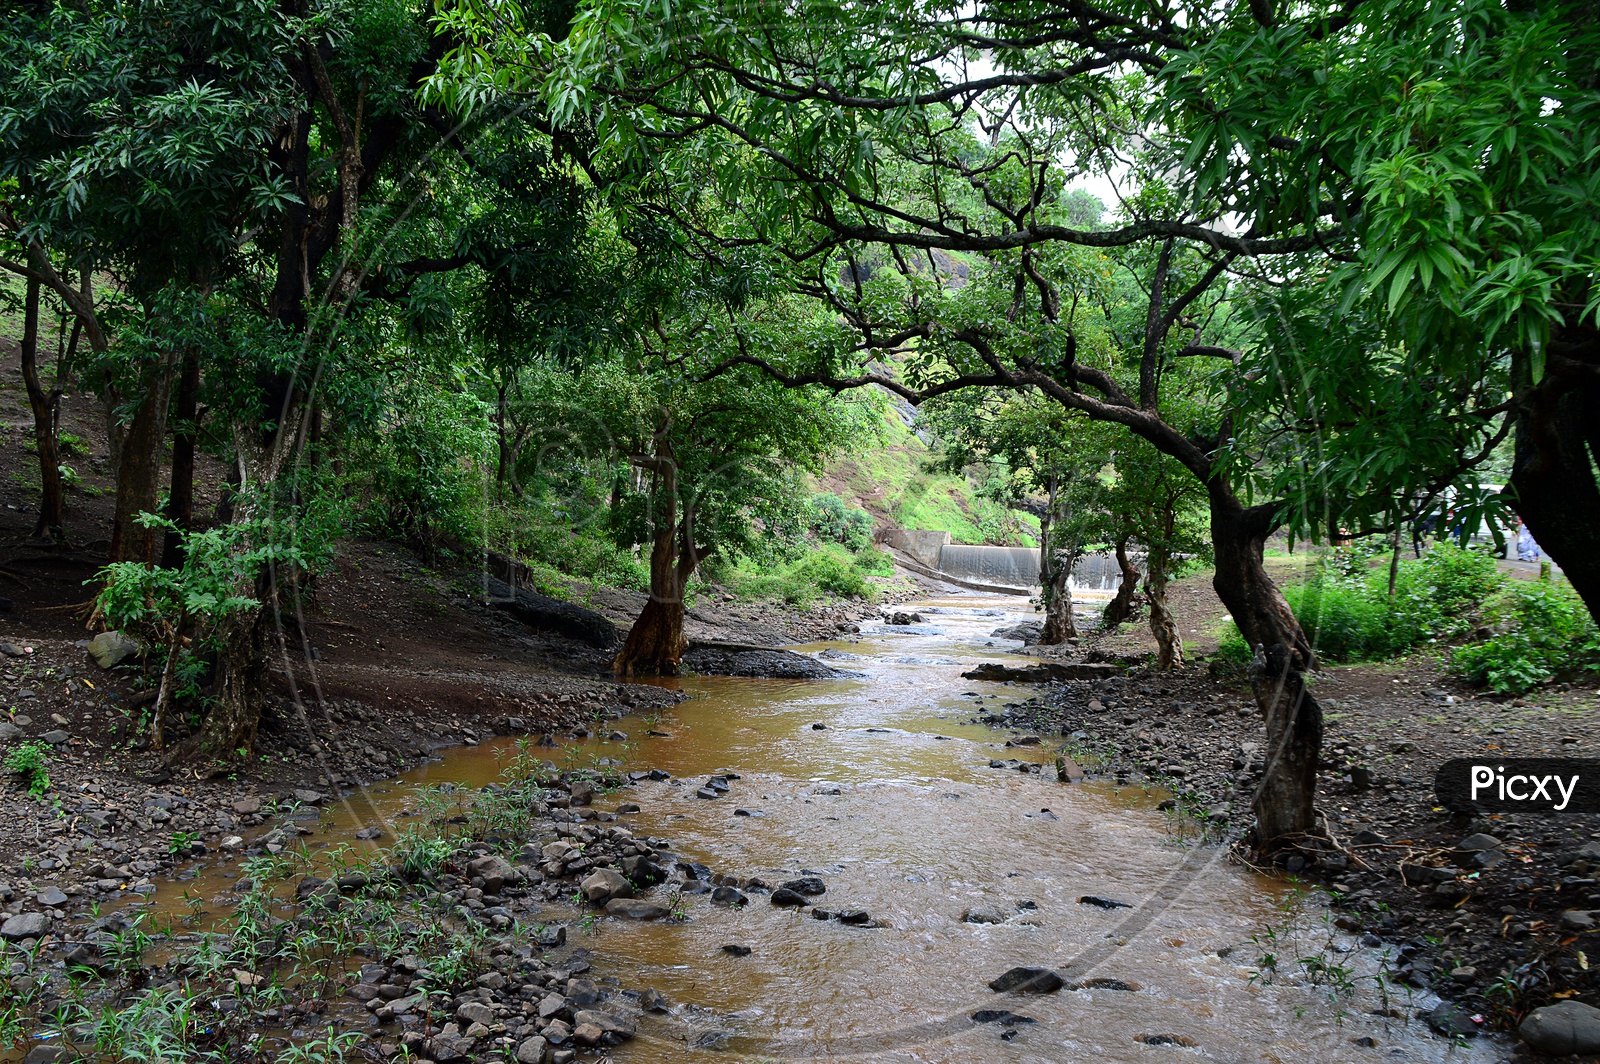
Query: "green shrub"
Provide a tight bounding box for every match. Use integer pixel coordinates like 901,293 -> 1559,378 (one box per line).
722,544 -> 880,604
852,545 -> 895,575
5,742 -> 49,795
810,494 -> 874,551
1271,543 -> 1505,664
351,386 -> 493,555
1215,544 -> 1597,694
791,546 -> 873,598
1451,582 -> 1600,694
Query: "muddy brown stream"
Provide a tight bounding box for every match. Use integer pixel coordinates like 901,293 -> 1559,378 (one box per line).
148,594 -> 1505,1062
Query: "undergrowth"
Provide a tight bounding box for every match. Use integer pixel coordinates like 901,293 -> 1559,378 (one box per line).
1215,544 -> 1599,693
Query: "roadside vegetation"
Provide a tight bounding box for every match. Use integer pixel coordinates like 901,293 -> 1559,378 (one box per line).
1216,545 -> 1600,693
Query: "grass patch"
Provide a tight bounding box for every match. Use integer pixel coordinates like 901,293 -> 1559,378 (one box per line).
719,543 -> 886,604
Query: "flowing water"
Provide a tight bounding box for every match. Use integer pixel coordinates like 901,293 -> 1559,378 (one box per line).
144,594 -> 1502,1062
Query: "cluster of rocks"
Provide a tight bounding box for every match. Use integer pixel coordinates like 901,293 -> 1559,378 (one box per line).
367,951 -> 639,1064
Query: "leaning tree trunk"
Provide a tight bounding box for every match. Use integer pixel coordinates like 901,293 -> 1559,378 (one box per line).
1101,537 -> 1141,630
614,521 -> 688,676
1039,551 -> 1078,643
614,591 -> 688,677
18,279 -> 65,539
1209,482 -> 1322,852
615,459 -> 713,677
109,352 -> 177,564
1145,547 -> 1182,669
1509,325 -> 1600,624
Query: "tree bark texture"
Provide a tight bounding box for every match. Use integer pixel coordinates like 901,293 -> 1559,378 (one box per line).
18,279 -> 65,538
1040,551 -> 1078,644
1145,547 -> 1183,669
1101,537 -> 1141,629
162,350 -> 201,567
1209,482 -> 1322,848
1509,325 -> 1600,624
614,440 -> 708,676
109,353 -> 177,565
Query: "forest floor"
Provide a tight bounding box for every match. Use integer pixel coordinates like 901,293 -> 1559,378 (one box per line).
985,561 -> 1600,1039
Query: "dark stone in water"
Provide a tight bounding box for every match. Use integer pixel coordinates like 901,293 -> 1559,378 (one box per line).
988,967 -> 1064,993
971,1010 -> 1036,1026
1078,895 -> 1131,910
1069,978 -> 1140,992
711,886 -> 747,906
721,944 -> 752,956
733,808 -> 765,817
837,909 -> 871,925
1425,1002 -> 1479,1038
770,888 -> 809,907
779,876 -> 826,896
811,723 -> 828,730
683,642 -> 846,679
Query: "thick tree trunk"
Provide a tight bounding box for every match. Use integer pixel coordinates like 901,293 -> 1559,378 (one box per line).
1145,548 -> 1182,669
1040,552 -> 1078,643
109,355 -> 177,564
1036,473 -> 1077,645
615,522 -> 691,675
1509,326 -> 1600,624
170,409 -> 304,765
614,593 -> 688,677
170,606 -> 266,761
1101,537 -> 1141,629
1209,482 -> 1322,851
18,279 -> 65,539
162,351 -> 201,568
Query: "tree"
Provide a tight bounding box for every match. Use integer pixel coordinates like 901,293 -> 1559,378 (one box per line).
1153,0 -> 1600,620
430,0 -> 1360,848
520,323 -> 861,674
1080,436 -> 1210,669
2,0 -> 628,763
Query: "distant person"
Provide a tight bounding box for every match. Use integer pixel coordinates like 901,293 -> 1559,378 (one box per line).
1516,520 -> 1542,563
1412,513 -> 1437,557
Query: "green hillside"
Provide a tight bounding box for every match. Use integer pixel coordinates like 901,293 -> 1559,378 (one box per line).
819,400 -> 1038,547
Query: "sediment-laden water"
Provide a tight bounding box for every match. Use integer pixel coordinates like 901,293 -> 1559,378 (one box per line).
126,594 -> 1503,1063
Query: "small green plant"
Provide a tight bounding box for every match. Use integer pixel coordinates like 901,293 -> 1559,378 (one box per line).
169,830 -> 199,856
5,742 -> 49,795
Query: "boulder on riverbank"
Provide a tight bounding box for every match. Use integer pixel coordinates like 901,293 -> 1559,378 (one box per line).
1520,1000 -> 1600,1056
683,642 -> 849,679
962,662 -> 1121,683
481,577 -> 619,648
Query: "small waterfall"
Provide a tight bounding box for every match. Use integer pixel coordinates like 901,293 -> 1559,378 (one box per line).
936,544 -> 1040,588
1067,553 -> 1127,592
932,544 -> 1135,593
